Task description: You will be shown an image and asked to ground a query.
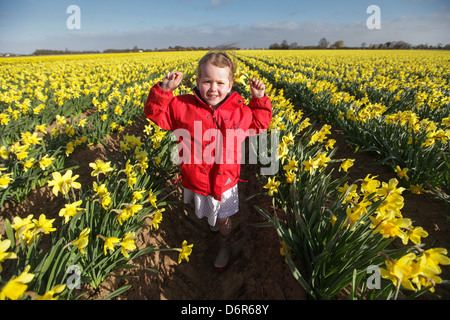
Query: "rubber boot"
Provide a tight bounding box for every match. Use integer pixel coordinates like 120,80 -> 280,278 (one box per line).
214,233 -> 231,272
209,223 -> 220,234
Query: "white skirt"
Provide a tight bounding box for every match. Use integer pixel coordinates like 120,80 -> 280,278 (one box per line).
183,185 -> 239,227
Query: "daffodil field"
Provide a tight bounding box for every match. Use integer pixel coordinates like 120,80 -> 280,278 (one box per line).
237,50 -> 450,299
0,53 -> 199,300
0,50 -> 449,300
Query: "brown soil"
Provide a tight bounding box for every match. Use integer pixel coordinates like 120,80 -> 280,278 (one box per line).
1,115 -> 448,300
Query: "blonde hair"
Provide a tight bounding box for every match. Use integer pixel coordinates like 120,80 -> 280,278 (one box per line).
196,51 -> 235,84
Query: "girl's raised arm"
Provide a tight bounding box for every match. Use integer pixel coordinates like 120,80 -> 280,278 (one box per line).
161,71 -> 184,91
250,78 -> 266,99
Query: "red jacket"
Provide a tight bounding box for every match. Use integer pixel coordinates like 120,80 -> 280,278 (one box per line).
144,83 -> 272,200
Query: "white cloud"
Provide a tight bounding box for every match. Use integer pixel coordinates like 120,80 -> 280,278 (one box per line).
211,0 -> 232,8
2,8 -> 449,54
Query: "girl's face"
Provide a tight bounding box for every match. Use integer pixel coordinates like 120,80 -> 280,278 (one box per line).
197,63 -> 233,108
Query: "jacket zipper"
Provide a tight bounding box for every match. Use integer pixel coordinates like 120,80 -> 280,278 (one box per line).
213,116 -> 221,130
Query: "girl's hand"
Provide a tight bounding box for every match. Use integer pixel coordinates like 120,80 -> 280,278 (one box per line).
250,78 -> 265,98
161,71 -> 183,91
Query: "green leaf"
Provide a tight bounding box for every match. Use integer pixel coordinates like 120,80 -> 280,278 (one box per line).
101,285 -> 132,300
4,219 -> 15,250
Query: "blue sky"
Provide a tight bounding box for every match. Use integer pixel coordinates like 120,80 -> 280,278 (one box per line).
1,0 -> 449,54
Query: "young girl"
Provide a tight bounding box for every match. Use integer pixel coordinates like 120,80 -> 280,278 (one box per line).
144,52 -> 272,271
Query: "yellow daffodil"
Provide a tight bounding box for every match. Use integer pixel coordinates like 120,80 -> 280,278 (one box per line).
339,159 -> 354,172
314,152 -> 331,168
337,183 -> 359,204
0,265 -> 35,300
47,170 -> 81,196
148,189 -> 158,208
409,184 -> 424,194
178,240 -> 193,263
376,178 -> 405,201
325,139 -> 336,151
65,141 -> 74,156
93,181 -> 109,198
282,132 -> 295,145
31,214 -> 56,235
285,170 -> 296,184
422,248 -> 450,275
101,195 -> 111,210
283,157 -> 298,172
394,166 -> 409,181
0,172 -> 13,188
277,141 -> 289,163
302,157 -> 320,174
0,239 -> 17,272
59,200 -> 85,223
39,155 -> 54,170
0,146 -> 9,159
406,226 -> 428,245
151,208 -> 164,230
360,174 -> 380,195
132,189 -> 145,203
89,159 -> 114,177
298,118 -> 311,133
120,232 -> 136,258
37,284 -> 66,300
264,177 -> 280,196
11,214 -> 34,240
103,237 -> 120,255
380,252 -> 419,291
72,228 -> 90,254
381,248 -> 450,292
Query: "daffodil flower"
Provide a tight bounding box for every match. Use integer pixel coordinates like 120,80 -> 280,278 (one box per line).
406,226 -> 428,245
283,157 -> 298,172
32,214 -> 56,234
148,189 -> 158,208
394,165 -> 409,181
339,159 -> 355,172
47,170 -> 81,196
0,239 -> 17,272
59,200 -> 85,223
89,159 -> 114,177
302,157 -> 319,174
0,265 -> 35,300
178,240 -> 193,263
39,154 -> 55,170
37,284 -> 66,300
103,237 -> 121,255
360,174 -> 381,195
72,228 -> 90,254
11,214 -> 34,240
151,208 -> 164,230
120,232 -> 136,258
0,173 -> 13,188
264,177 -> 280,196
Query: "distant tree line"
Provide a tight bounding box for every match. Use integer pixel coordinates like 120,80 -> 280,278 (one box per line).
269,38 -> 450,50
33,49 -> 102,55
31,44 -> 240,56
21,39 -> 450,56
